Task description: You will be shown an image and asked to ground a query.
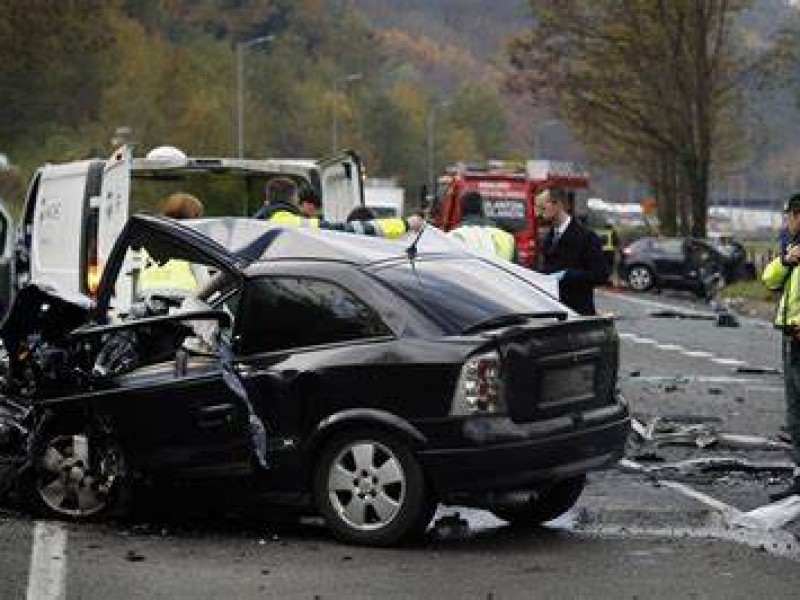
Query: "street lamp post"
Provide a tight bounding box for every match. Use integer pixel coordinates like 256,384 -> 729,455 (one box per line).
533,118 -> 560,159
332,73 -> 362,152
236,35 -> 274,160
426,100 -> 450,198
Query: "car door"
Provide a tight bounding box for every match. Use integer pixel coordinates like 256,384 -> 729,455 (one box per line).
318,150 -> 364,222
651,239 -> 686,285
229,266 -> 396,445
102,359 -> 255,478
92,215 -> 256,476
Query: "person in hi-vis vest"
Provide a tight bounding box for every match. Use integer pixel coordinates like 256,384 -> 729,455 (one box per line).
140,192 -> 205,294
762,193 -> 800,501
254,179 -> 423,238
447,191 -> 518,263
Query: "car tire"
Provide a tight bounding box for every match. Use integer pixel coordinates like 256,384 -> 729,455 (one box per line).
490,475 -> 586,526
313,428 -> 434,546
627,265 -> 654,292
28,428 -> 129,521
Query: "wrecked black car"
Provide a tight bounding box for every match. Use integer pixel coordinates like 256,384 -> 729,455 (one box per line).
0,215 -> 629,546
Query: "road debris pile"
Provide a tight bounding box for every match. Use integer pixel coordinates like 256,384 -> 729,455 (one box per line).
630,416 -> 792,452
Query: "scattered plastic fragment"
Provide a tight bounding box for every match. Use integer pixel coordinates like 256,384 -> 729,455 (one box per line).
433,512 -> 470,538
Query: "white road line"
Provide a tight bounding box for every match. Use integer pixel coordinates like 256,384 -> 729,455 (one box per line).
711,357 -> 748,366
656,343 -> 686,351
27,521 -> 67,600
657,480 -> 742,520
622,459 -> 800,535
682,350 -> 714,358
619,330 -> 752,367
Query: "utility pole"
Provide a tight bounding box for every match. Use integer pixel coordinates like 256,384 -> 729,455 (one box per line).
332,73 -> 362,152
426,100 -> 450,199
236,35 -> 274,160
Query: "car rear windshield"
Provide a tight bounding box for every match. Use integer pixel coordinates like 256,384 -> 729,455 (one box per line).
373,257 -> 567,333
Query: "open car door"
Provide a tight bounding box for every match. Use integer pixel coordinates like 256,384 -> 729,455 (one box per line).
318,150 -> 364,222
91,214 -> 261,477
95,214 -> 244,320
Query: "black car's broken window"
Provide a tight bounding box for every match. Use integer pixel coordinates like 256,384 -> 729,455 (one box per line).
237,276 -> 391,354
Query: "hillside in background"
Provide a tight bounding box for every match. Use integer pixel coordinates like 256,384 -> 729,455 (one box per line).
352,0 -> 550,163
353,0 -> 800,205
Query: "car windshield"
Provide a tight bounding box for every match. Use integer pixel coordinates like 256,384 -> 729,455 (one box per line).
372,257 -> 568,333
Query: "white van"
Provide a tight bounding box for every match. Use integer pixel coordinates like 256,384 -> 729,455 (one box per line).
14,146 -> 365,315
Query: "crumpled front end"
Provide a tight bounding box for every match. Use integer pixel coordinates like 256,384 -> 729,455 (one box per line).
0,396 -> 33,501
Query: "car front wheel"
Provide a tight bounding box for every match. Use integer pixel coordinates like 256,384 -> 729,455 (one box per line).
314,428 -> 434,546
627,265 -> 654,291
490,475 -> 586,526
30,430 -> 128,521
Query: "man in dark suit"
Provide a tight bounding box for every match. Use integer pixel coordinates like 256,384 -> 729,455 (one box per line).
539,188 -> 609,315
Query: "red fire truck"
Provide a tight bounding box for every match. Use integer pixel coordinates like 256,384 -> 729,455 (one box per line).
431,160 -> 590,268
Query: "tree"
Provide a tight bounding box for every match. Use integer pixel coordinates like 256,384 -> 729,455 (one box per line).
508,0 -> 792,236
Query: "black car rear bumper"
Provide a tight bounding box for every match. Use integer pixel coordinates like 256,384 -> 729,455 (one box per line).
418,409 -> 630,494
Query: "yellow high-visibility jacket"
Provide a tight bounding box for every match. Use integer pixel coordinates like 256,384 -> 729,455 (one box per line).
448,224 -> 517,262
763,256 -> 800,328
140,252 -> 197,293
266,209 -> 413,239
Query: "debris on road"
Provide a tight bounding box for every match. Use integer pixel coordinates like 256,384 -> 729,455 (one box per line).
732,496 -> 800,531
432,512 -> 470,539
735,366 -> 781,375
619,457 -> 795,477
630,417 -> 793,452
649,309 -> 715,321
125,549 -> 146,562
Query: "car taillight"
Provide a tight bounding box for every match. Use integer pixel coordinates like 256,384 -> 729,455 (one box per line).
451,351 -> 506,415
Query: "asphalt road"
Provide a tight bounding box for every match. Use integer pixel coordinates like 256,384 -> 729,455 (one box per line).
2,287 -> 800,599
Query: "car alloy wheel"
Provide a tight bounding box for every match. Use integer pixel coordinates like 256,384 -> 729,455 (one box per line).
314,428 -> 433,546
627,265 -> 654,291
33,432 -> 127,520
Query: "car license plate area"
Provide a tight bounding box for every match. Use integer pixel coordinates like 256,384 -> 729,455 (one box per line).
539,362 -> 596,412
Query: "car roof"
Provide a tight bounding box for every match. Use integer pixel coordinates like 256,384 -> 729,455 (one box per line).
180,217 -> 468,268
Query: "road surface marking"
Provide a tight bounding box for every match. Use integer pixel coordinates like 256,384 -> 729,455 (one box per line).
619,331 -> 751,368
682,350 -> 714,358
26,521 -> 67,600
711,357 -> 748,366
734,496 -> 800,531
657,480 -> 742,520
656,343 -> 686,352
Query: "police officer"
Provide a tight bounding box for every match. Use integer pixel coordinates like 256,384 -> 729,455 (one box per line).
447,191 -> 518,262
762,193 -> 800,501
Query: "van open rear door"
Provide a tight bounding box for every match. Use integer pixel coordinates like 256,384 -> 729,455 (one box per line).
98,146 -> 132,313
318,150 -> 364,222
0,203 -> 13,318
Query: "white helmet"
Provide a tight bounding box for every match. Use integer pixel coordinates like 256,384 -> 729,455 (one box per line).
145,146 -> 187,161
